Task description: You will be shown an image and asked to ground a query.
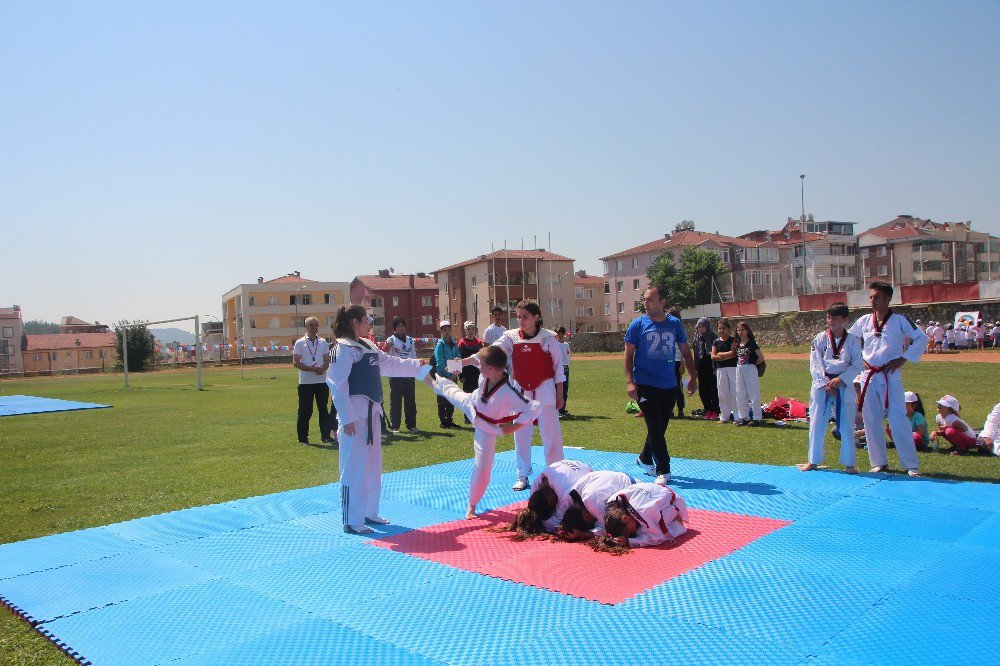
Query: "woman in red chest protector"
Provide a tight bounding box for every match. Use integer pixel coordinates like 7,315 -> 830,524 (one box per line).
465,300 -> 565,491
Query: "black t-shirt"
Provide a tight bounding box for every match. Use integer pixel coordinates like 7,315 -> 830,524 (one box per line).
711,337 -> 738,369
736,341 -> 759,366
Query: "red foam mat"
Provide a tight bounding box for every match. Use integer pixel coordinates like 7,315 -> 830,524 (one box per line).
369,505 -> 789,604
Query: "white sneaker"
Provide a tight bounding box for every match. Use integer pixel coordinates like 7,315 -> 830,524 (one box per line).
512,478 -> 529,491
654,473 -> 671,486
635,457 -> 655,477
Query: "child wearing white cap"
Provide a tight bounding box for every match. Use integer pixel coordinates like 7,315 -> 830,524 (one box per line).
902,391 -> 929,450
930,395 -> 976,454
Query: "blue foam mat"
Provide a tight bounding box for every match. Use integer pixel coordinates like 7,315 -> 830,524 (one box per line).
0,394 -> 110,417
2,448 -> 998,665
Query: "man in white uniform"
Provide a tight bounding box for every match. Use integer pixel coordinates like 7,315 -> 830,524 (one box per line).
847,282 -> 928,475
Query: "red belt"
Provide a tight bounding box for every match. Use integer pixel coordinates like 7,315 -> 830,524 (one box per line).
857,362 -> 890,411
476,413 -> 517,425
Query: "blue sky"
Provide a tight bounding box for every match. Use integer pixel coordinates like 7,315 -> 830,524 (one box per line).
3,0 -> 998,327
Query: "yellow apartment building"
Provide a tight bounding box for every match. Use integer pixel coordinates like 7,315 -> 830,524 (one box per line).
222,272 -> 351,355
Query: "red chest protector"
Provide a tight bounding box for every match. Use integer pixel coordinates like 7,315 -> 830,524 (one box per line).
511,338 -> 555,391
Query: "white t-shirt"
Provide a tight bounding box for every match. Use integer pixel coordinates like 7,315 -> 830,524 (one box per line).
559,340 -> 571,367
293,335 -> 331,384
935,412 -> 971,433
482,323 -> 506,345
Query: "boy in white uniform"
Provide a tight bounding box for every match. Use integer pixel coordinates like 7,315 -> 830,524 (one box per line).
556,326 -> 571,416
328,306 -> 429,534
427,345 -> 543,518
847,282 -> 927,475
800,302 -> 863,473
932,322 -> 945,353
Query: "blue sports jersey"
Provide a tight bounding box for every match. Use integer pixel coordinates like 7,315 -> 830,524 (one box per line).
624,314 -> 688,389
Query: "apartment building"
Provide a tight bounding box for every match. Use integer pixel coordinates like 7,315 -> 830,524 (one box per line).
350,271 -> 439,339
22,332 -> 116,373
741,216 -> 859,295
222,272 -> 351,352
434,249 -> 575,331
857,215 -> 1000,285
60,316 -> 111,334
572,271 -> 605,333
0,306 -> 24,375
600,225 -> 787,331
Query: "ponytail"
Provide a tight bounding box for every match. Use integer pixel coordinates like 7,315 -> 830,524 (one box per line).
334,305 -> 366,339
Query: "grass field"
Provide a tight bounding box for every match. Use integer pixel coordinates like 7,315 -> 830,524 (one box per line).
2,358 -> 998,663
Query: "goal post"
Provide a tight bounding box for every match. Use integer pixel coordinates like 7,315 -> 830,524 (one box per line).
121,315 -> 202,390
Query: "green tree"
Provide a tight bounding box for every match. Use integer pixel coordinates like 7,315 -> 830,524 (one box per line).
114,320 -> 156,371
647,246 -> 729,309
23,319 -> 60,334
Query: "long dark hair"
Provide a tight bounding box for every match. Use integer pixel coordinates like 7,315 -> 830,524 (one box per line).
334,305 -> 366,339
490,483 -> 557,542
515,300 -> 543,332
910,392 -> 926,417
736,320 -> 757,347
589,498 -> 634,556
557,490 -> 596,537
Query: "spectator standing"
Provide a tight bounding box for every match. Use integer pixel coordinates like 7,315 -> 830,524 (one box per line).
482,306 -> 507,345
432,320 -> 462,428
385,316 -> 419,434
292,317 -> 334,446
556,326 -> 571,416
693,317 -> 720,420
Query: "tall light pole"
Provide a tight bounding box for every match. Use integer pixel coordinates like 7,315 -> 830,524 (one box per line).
799,174 -> 807,295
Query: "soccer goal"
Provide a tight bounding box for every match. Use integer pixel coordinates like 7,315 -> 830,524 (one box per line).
121,315 -> 204,390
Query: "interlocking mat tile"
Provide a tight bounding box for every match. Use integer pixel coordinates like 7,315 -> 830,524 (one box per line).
0,394 -> 110,417
1,446 -> 996,665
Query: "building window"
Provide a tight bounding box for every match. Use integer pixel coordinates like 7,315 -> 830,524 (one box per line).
392,296 -> 399,306
585,289 -> 594,299
587,307 -> 595,317
301,294 -> 312,305
66,351 -> 72,358
604,303 -> 611,316
33,353 -> 40,362
615,260 -> 623,272
421,315 -> 433,326
422,296 -> 433,307
326,316 -> 335,327
604,282 -> 610,294
576,306 -> 585,317
51,352 -> 58,360
293,317 -> 306,328
632,257 -> 639,269
471,276 -> 477,287
2,327 -> 11,338
632,278 -> 640,290
267,295 -> 278,306
618,302 -> 626,314
587,325 -> 595,332
616,280 -> 624,292
248,296 -> 255,306
878,266 -> 888,276
269,318 -> 279,328
84,350 -> 92,359
370,297 -> 382,308
249,318 -> 256,328
877,246 -> 887,257
324,293 -> 332,305
99,350 -> 106,358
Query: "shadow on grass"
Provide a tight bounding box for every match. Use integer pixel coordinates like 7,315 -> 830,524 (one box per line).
559,413 -> 611,422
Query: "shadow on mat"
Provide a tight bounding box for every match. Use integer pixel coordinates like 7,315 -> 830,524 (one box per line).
372,509 -> 520,554
669,476 -> 782,496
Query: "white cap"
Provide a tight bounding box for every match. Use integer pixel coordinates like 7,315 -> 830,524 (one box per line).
936,395 -> 960,412
463,321 -> 475,330
439,319 -> 451,329
904,391 -> 919,403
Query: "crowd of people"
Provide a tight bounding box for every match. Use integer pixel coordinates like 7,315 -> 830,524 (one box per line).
288,282 -> 996,536
914,318 -> 1000,351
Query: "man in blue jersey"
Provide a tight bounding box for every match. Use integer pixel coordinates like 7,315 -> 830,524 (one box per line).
624,286 -> 697,485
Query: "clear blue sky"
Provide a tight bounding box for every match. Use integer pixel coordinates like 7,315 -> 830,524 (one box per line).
3,0 -> 998,328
